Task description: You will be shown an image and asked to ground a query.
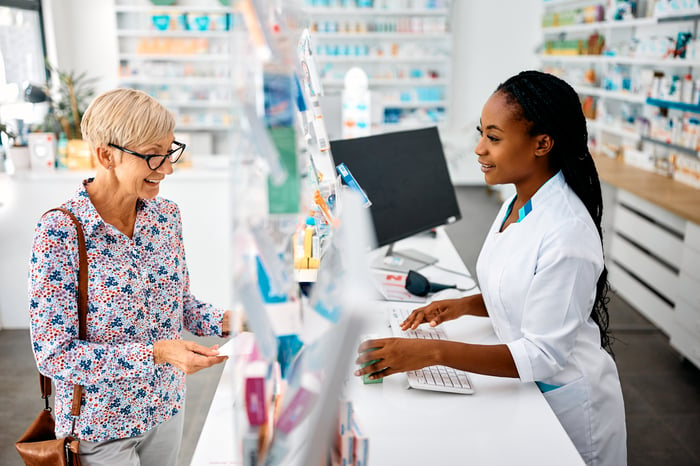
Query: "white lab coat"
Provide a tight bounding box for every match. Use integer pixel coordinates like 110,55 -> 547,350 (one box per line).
476,172 -> 627,466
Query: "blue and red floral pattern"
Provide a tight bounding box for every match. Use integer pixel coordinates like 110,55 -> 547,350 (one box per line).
28,179 -> 225,442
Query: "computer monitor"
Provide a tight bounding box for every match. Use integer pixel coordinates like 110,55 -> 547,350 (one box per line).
330,126 -> 461,271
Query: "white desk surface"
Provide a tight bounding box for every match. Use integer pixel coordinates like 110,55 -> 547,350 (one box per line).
190,228 -> 584,466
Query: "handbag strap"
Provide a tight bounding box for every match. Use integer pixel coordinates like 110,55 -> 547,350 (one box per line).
39,208 -> 87,422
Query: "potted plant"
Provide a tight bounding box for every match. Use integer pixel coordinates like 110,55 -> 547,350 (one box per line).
46,63 -> 97,169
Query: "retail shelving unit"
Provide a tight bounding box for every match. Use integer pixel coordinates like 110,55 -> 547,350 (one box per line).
540,0 -> 700,368
303,1 -> 452,133
540,2 -> 700,153
113,0 -> 244,162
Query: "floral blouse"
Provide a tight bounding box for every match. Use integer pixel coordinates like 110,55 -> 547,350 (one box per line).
28,180 -> 225,442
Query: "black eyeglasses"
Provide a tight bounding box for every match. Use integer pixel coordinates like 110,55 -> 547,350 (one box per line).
108,140 -> 186,170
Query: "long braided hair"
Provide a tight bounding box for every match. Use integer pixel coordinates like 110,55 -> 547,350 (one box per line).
495,70 -> 613,354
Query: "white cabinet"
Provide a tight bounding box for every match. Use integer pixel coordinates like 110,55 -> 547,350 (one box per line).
604,182 -> 700,369
304,2 -> 452,133
671,221 -> 700,368
113,0 -> 243,161
607,189 -> 685,334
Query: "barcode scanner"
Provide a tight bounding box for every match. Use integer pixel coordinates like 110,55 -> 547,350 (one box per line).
405,270 -> 457,297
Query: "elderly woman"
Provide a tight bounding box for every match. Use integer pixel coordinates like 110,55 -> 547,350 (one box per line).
28,88 -> 232,466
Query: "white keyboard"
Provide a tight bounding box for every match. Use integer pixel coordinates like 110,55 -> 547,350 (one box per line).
387,305 -> 474,395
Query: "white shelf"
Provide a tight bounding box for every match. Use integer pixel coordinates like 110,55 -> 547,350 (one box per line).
587,119 -> 641,141
322,78 -> 448,86
380,100 -> 448,108
176,124 -> 234,131
115,5 -> 232,13
316,55 -> 449,63
117,29 -> 231,38
574,85 -> 647,103
543,0 -> 603,8
160,100 -> 236,109
304,7 -> 450,16
119,53 -> 232,62
118,76 -> 231,85
539,54 -> 700,67
543,14 -> 700,35
543,17 -> 658,34
313,32 -> 449,39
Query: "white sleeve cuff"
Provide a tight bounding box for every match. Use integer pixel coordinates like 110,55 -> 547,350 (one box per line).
507,339 -> 535,383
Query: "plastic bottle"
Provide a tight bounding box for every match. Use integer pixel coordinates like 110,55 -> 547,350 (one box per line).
56,133 -> 68,169
682,74 -> 694,104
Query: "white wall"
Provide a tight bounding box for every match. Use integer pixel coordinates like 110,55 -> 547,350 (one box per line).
42,0 -> 118,96
448,0 -> 542,195
449,0 -> 543,133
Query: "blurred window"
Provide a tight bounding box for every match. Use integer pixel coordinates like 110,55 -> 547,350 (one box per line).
0,0 -> 47,136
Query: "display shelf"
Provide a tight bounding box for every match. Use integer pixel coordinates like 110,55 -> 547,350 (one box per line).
119,53 -> 232,61
117,76 -> 232,85
158,100 -> 236,109
543,16 -> 658,34
177,124 -> 234,131
305,1 -> 452,140
117,29 -> 231,38
541,1 -> 700,174
313,31 -> 449,39
543,0 -> 602,7
542,13 -> 700,35
114,5 -> 231,13
646,97 -> 700,113
539,54 -> 700,67
587,119 -> 641,141
304,7 -> 450,16
657,12 -> 700,22
381,99 -> 448,108
640,135 -> 699,157
114,0 -> 239,159
321,77 -> 448,86
316,55 -> 449,63
574,85 -> 647,103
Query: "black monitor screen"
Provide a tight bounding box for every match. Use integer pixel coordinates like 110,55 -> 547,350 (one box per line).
330,126 -> 461,248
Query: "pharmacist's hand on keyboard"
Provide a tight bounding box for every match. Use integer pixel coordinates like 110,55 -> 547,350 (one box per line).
354,337 -> 436,380
401,298 -> 467,331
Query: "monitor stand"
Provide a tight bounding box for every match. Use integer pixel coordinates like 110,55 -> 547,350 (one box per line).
371,243 -> 438,273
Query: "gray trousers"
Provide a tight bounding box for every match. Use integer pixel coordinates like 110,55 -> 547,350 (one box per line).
78,410 -> 184,466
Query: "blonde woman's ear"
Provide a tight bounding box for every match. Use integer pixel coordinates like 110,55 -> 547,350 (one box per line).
94,145 -> 113,170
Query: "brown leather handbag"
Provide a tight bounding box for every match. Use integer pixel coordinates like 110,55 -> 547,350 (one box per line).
16,208 -> 87,466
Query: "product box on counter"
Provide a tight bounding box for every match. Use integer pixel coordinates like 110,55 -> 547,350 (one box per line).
674,153 -> 700,189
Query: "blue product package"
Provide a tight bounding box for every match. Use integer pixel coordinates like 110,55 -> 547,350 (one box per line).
277,334 -> 303,379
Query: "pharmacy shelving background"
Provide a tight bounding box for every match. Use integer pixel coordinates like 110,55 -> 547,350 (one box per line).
113,0 -> 246,163
303,0 -> 452,133
540,0 -> 700,179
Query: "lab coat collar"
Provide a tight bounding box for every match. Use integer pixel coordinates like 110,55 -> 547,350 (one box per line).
502,171 -> 564,226
527,170 -> 565,212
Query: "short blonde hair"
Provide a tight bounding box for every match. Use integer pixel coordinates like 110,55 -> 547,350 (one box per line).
81,88 -> 175,151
